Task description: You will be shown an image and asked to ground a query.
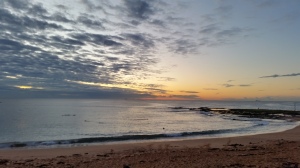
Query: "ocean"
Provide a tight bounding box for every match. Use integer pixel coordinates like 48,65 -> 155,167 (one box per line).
0,99 -> 298,148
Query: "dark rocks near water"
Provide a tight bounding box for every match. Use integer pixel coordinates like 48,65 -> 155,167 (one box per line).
224,109 -> 300,119
185,107 -> 300,120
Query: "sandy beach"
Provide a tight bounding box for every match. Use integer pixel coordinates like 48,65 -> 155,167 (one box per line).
1,122 -> 300,167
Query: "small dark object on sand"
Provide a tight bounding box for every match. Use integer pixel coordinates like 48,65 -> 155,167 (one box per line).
0,159 -> 9,165
123,164 -> 130,168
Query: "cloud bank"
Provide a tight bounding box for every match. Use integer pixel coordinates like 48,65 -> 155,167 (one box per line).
260,73 -> 300,78
2,0 -> 290,99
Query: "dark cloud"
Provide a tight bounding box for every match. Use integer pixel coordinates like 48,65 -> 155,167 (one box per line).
180,90 -> 199,94
123,0 -> 154,20
222,84 -> 235,88
222,83 -> 253,88
260,73 -> 300,78
0,2 -> 161,99
0,8 -> 64,31
70,33 -> 122,47
27,3 -> 48,16
142,84 -> 164,88
79,0 -> 112,14
50,36 -> 85,46
3,0 -> 30,10
77,14 -> 105,29
145,88 -> 168,94
122,33 -> 154,49
50,12 -> 73,23
55,4 -> 68,11
0,39 -> 27,51
170,39 -> 199,55
239,84 -> 253,87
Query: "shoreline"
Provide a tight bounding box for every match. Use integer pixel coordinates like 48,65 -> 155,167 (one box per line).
1,109 -> 299,159
1,116 -> 300,167
0,118 -> 298,151
1,123 -> 300,160
1,108 -> 299,150
1,127 -> 300,168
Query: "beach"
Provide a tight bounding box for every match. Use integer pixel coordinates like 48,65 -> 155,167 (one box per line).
1,123 -> 300,167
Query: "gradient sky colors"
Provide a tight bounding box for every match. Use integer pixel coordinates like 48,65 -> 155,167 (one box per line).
0,0 -> 300,101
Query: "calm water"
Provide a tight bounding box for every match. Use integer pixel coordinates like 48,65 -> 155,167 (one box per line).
0,99 -> 298,148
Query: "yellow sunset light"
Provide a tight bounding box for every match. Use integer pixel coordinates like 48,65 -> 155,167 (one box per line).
15,85 -> 33,89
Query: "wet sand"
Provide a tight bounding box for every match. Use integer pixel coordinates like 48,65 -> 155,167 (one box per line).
1,123 -> 300,167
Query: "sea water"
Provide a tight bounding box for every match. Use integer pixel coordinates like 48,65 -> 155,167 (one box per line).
0,99 -> 298,148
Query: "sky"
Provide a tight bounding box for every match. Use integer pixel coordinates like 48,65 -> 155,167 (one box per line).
0,0 -> 300,101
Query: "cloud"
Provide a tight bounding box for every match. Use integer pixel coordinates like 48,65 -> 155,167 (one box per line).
222,83 -> 252,88
55,4 -> 68,11
123,0 -> 154,20
222,84 -> 235,88
122,33 -> 154,49
170,39 -> 199,55
0,39 -> 30,51
0,8 -> 64,31
0,1 -> 153,100
0,0 -> 275,99
27,3 -> 48,16
216,27 -> 244,38
260,73 -> 300,78
77,14 -> 105,29
80,0 -> 96,11
145,88 -> 168,94
239,84 -> 252,87
49,12 -> 73,23
2,0 -> 30,10
157,77 -> 175,82
180,90 -> 199,94
199,23 -> 220,34
0,0 -> 161,99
